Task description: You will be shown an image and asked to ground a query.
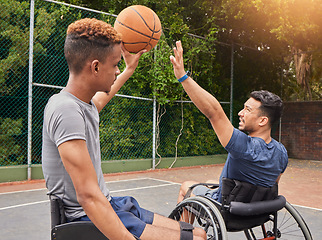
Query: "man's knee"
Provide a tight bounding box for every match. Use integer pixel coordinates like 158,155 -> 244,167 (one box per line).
180,181 -> 198,194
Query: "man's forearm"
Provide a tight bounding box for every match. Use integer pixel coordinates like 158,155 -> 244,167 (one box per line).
170,40 -> 233,147
181,77 -> 224,120
180,76 -> 233,147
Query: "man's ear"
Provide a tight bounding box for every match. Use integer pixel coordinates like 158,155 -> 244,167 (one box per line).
91,60 -> 99,74
259,116 -> 269,127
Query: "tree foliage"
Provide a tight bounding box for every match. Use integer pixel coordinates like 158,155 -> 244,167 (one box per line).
213,0 -> 322,100
0,118 -> 24,165
0,0 -> 59,94
0,0 -> 321,165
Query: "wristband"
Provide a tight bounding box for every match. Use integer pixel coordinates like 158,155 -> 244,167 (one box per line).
177,71 -> 191,83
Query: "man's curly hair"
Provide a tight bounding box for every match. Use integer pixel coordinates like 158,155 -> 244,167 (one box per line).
64,18 -> 122,74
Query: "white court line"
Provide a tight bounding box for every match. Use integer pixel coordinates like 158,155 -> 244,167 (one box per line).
1,178 -> 321,212
292,204 -> 322,212
110,183 -> 178,193
0,200 -> 49,211
106,177 -> 152,184
0,181 -> 178,211
145,177 -> 181,185
0,178 -> 157,195
2,198 -> 321,213
0,188 -> 47,195
107,177 -> 180,185
0,177 -> 174,195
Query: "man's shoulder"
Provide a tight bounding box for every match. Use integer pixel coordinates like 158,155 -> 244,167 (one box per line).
48,91 -> 77,106
225,128 -> 250,151
270,138 -> 288,154
46,92 -> 81,113
230,128 -> 250,142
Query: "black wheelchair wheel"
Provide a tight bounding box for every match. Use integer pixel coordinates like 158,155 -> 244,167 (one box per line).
169,197 -> 228,240
246,201 -> 312,240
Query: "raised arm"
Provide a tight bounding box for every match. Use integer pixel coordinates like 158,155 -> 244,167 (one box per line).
170,41 -> 234,147
93,45 -> 146,113
58,139 -> 135,240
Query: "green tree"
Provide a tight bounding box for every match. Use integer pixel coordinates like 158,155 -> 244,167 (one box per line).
0,0 -> 62,165
215,0 -> 322,100
254,0 -> 322,100
0,118 -> 24,165
0,0 -> 58,94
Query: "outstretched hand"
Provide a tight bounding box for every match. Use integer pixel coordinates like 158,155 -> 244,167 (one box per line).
170,41 -> 186,80
121,44 -> 147,72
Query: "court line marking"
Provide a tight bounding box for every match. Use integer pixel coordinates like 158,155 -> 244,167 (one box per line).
2,199 -> 322,213
110,183 -> 178,193
1,178 -> 321,212
0,188 -> 47,195
0,181 -> 178,211
292,204 -> 322,212
0,177 -> 177,195
144,177 -> 181,185
0,200 -> 49,211
106,177 -> 155,184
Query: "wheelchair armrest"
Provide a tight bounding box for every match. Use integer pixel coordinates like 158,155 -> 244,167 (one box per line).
228,195 -> 286,216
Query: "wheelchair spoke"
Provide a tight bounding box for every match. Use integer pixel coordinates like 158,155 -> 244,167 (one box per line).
169,197 -> 228,240
248,202 -> 312,240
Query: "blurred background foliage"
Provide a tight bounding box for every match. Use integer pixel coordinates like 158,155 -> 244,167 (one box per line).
0,0 -> 321,166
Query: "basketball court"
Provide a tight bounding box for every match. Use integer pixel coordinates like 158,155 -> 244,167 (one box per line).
0,160 -> 321,239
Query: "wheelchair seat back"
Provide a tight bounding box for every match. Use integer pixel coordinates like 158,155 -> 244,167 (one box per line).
50,195 -> 67,228
220,178 -> 285,232
49,195 -> 108,240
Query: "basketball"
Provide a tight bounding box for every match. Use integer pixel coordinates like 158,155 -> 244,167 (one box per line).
114,5 -> 162,53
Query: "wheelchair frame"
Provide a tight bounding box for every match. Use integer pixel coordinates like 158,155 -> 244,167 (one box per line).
169,180 -> 313,240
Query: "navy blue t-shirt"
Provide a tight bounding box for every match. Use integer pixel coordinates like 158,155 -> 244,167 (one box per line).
212,128 -> 288,202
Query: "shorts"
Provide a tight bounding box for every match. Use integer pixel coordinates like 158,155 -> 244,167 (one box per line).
74,196 -> 154,238
192,185 -> 220,201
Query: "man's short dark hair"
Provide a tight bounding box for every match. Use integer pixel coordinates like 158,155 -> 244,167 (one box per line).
250,90 -> 283,126
64,18 -> 122,74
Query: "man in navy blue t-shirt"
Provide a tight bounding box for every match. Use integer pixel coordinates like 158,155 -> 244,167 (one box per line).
170,41 -> 288,203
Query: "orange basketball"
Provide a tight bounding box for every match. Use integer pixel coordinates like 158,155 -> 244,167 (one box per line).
114,5 -> 162,53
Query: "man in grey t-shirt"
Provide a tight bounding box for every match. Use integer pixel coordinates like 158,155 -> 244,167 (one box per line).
43,91 -> 110,221
42,19 -> 206,240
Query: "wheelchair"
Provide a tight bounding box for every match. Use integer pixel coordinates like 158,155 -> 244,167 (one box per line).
169,178 -> 313,240
50,195 -> 143,240
49,178 -> 312,240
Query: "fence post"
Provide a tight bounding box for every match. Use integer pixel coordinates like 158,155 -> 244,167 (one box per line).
27,0 -> 35,180
152,45 -> 157,170
229,43 -> 234,124
152,97 -> 156,169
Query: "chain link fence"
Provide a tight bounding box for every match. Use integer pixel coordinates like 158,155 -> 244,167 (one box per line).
0,0 -> 228,172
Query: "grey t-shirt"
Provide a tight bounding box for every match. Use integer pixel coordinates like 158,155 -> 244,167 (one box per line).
42,91 -> 110,221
